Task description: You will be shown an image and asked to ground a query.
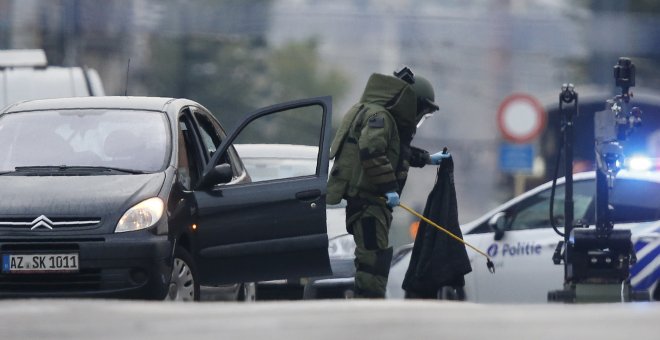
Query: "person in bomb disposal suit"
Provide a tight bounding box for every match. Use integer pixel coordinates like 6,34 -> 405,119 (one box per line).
326,67 -> 448,298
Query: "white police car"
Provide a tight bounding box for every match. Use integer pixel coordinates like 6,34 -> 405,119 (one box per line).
387,170 -> 660,303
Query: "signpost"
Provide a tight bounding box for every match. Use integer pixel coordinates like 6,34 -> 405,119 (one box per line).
499,143 -> 534,173
497,93 -> 546,194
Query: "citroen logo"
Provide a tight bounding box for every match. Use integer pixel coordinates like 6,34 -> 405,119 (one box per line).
30,215 -> 54,230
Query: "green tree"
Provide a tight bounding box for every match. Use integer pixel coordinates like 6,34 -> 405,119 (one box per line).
259,38 -> 348,106
147,34 -> 267,130
250,38 -> 349,144
147,34 -> 348,142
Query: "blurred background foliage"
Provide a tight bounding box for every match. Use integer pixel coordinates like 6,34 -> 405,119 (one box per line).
2,0 -> 660,244
147,34 -> 347,130
0,0 -> 348,131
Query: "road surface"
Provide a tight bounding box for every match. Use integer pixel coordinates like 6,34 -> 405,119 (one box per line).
0,299 -> 658,340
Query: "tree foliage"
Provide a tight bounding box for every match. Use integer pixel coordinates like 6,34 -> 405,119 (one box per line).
146,35 -> 347,133
261,38 -> 349,105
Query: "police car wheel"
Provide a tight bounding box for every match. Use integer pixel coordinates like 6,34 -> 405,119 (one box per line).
437,286 -> 457,300
437,286 -> 466,301
164,246 -> 200,301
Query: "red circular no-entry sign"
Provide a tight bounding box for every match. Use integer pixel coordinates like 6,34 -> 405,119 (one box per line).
496,93 -> 546,144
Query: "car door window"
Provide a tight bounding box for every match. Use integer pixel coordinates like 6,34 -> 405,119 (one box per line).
508,180 -> 594,231
191,110 -> 246,178
232,105 -> 323,183
193,111 -> 222,161
178,113 -> 204,190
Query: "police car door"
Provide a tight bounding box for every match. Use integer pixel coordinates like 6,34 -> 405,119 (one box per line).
194,97 -> 332,285
470,181 -> 595,303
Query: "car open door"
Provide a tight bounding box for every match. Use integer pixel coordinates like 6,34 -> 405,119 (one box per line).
193,97 -> 333,285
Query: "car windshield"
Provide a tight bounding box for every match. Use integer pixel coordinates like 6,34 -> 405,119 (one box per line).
0,109 -> 169,173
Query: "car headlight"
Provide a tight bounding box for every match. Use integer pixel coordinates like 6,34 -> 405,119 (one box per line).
328,234 -> 356,260
115,197 -> 164,233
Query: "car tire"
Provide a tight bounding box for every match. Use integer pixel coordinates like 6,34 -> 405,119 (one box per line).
437,286 -> 466,301
302,282 -> 317,300
237,282 -> 256,302
437,286 -> 456,300
164,246 -> 200,301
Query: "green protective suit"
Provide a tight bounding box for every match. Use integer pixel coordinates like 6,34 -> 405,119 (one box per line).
327,73 -> 429,298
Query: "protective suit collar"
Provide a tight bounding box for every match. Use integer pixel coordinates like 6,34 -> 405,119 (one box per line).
359,73 -> 418,135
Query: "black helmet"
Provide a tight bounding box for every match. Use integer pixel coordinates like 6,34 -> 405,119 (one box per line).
393,67 -> 439,118
411,76 -> 439,116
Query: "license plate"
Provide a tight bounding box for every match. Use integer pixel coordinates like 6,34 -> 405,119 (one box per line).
2,253 -> 79,273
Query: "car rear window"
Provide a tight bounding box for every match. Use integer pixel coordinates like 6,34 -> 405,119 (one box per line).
0,109 -> 169,173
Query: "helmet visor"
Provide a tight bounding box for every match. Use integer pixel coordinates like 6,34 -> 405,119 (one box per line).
418,97 -> 439,116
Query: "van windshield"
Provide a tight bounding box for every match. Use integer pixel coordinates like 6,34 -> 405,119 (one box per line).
0,109 -> 169,173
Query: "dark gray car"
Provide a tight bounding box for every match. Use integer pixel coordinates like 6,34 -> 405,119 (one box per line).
0,96 -> 332,300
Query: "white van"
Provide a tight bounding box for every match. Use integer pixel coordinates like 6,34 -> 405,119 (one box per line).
0,49 -> 105,109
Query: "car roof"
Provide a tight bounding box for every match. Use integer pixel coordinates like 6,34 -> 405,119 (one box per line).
566,170 -> 660,184
2,96 -> 177,113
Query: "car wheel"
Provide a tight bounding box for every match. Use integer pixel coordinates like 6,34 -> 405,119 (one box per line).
302,282 -> 317,300
164,246 -> 200,301
237,282 -> 256,302
437,286 -> 466,301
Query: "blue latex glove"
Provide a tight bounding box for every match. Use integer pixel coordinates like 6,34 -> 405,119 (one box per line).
384,191 -> 400,208
428,150 -> 451,165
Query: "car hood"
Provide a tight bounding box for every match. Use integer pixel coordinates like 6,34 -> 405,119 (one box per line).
0,173 -> 165,223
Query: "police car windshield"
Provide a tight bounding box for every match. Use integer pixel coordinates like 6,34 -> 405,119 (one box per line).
0,109 -> 169,173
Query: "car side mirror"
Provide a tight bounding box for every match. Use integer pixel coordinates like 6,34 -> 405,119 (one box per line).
198,163 -> 233,188
488,212 -> 507,241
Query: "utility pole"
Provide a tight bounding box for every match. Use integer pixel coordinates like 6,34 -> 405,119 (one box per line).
62,0 -> 81,67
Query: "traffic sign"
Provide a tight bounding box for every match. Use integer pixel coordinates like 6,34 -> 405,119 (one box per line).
499,143 -> 534,173
497,93 -> 546,144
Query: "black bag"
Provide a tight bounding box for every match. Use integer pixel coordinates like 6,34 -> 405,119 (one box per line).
401,155 -> 472,298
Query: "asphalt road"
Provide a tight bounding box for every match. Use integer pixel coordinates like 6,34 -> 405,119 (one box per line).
0,299 -> 658,340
